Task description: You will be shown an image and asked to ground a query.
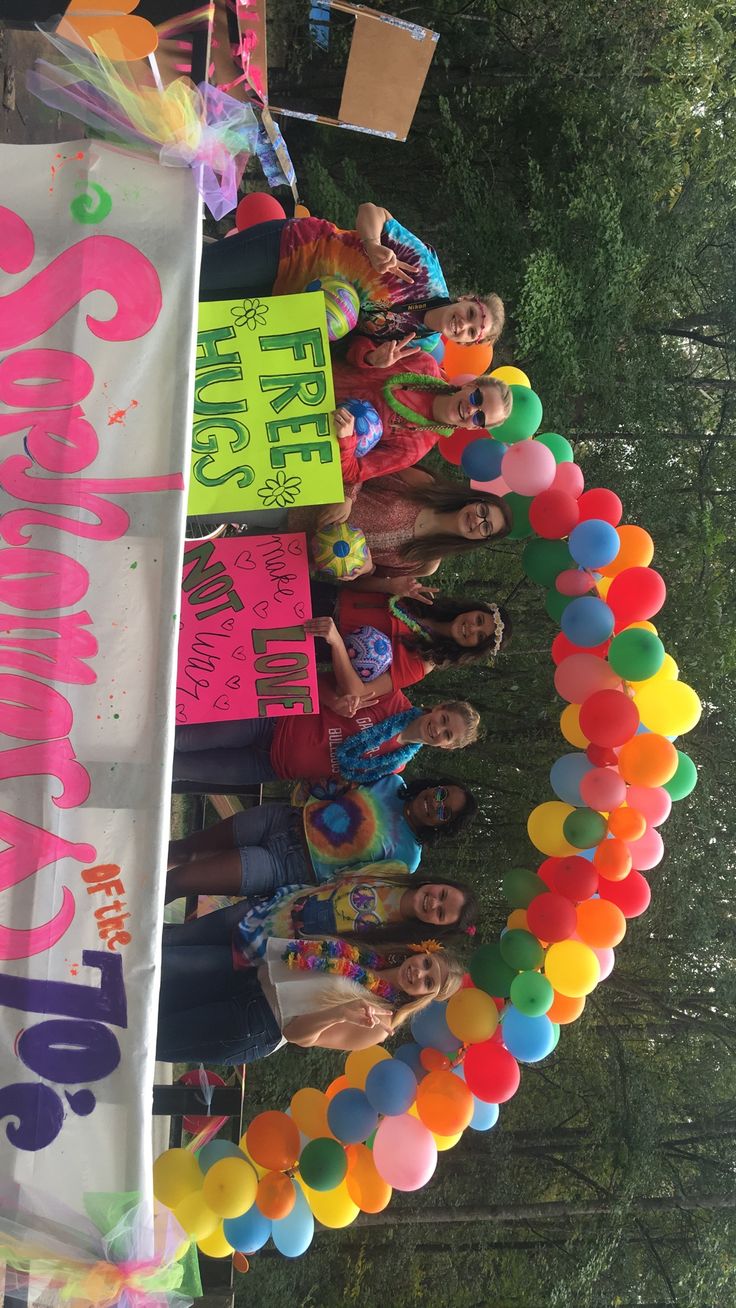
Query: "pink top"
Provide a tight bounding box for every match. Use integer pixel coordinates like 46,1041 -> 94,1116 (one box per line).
289,474 -> 421,575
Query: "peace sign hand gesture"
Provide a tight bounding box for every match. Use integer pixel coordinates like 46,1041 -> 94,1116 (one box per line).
364,239 -> 416,285
366,334 -> 418,369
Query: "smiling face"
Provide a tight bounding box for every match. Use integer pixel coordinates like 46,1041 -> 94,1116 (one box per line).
450,609 -> 497,648
407,883 -> 466,927
418,706 -> 468,749
397,951 -> 448,997
457,502 -> 507,541
407,784 -> 467,828
436,297 -> 488,344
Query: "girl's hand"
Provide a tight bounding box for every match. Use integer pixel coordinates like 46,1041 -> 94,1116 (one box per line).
316,497 -> 353,528
366,334 -> 418,368
342,999 -> 389,1028
304,616 -> 340,645
332,692 -> 379,718
334,406 -> 356,440
363,239 -> 416,284
388,576 -> 439,605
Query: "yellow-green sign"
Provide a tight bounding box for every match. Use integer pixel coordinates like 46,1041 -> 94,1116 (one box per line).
188,293 -> 342,516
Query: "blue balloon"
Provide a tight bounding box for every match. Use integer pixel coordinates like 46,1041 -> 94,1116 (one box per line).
395,1042 -> 427,1081
569,518 -> 620,569
411,1000 -> 462,1054
469,1098 -> 499,1131
327,1088 -> 379,1144
223,1206 -> 272,1253
549,752 -> 594,806
501,1008 -> 555,1063
561,596 -> 614,647
461,438 -> 507,482
197,1139 -> 244,1173
428,337 -> 445,365
365,1057 -> 417,1116
271,1183 -> 314,1258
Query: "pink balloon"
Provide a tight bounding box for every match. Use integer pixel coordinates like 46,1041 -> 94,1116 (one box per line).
225,227 -> 240,237
627,824 -> 664,870
502,440 -> 556,496
373,1114 -> 438,1191
580,767 -> 627,811
471,476 -> 510,495
625,784 -> 671,827
552,462 -> 585,497
592,945 -> 615,980
554,653 -> 623,704
556,568 -> 598,597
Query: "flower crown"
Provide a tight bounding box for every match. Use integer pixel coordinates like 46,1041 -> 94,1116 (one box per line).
487,603 -> 505,662
408,939 -> 443,954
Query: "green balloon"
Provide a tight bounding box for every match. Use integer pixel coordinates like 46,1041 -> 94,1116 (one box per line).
545,588 -> 572,622
491,385 -> 543,445
522,538 -> 573,587
499,928 -> 544,971
563,807 -> 607,848
663,750 -> 698,800
608,629 -> 665,681
506,492 -> 533,540
510,970 -> 554,1016
550,1022 -> 561,1050
298,1137 -> 347,1191
535,431 -> 573,463
502,867 -> 545,909
469,943 -> 516,997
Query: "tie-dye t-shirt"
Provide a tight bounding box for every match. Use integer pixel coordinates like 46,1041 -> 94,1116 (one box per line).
303,775 -> 423,883
272,216 -> 448,354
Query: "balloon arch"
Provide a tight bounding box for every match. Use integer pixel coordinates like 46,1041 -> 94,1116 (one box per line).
153,363 -> 701,1262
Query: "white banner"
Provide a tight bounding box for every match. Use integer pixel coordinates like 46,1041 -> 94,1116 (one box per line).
0,142 -> 199,1208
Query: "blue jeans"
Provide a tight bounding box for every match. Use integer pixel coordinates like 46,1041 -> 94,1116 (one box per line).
173,718 -> 277,787
200,219 -> 286,301
232,803 -> 312,894
157,917 -> 282,1064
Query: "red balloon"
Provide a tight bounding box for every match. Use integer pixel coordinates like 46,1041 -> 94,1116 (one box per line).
598,869 -> 651,918
529,489 -> 579,539
554,654 -> 622,704
586,744 -> 619,767
551,633 -> 610,665
577,488 -> 623,526
549,855 -> 599,902
579,689 -> 640,747
606,567 -> 667,629
235,192 -> 286,231
526,892 -> 577,942
438,427 -> 479,466
551,462 -> 584,497
464,1041 -> 520,1103
536,858 -> 559,889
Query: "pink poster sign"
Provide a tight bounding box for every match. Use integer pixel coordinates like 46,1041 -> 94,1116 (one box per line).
176,533 -> 319,724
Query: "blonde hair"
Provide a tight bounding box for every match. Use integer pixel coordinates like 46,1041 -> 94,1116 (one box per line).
482,376 -> 512,418
441,700 -> 481,748
390,950 -> 465,1030
480,293 -> 505,343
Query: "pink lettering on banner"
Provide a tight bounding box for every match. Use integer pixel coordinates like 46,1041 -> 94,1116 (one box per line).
0,611 -> 97,686
0,205 -> 35,275
176,533 -> 319,725
0,740 -> 90,809
0,892 -> 76,961
0,348 -> 94,409
0,671 -> 73,742
0,405 -> 99,475
0,546 -> 89,611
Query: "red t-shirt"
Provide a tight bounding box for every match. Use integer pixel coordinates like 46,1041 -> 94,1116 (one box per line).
269,689 -> 411,780
335,591 -> 428,690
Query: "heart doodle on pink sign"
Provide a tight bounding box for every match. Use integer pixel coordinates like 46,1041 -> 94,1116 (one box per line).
232,646 -> 248,661
213,694 -> 230,711
253,600 -> 269,620
235,550 -> 255,571
294,602 -> 305,620
287,539 -> 303,556
226,675 -> 241,690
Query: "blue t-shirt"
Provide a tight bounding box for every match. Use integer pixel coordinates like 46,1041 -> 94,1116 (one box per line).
302,775 -> 423,883
357,218 -> 449,354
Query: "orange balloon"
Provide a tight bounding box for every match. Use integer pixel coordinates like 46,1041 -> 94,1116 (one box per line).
294,203 -> 311,218
443,338 -> 493,383
599,525 -> 654,578
256,1171 -> 296,1220
593,838 -> 632,882
547,991 -> 585,1024
607,806 -> 646,842
420,1048 -> 451,1072
416,1070 -> 474,1135
291,1088 -> 332,1139
325,1075 -> 349,1102
560,703 -> 589,748
618,734 -> 678,787
245,1112 -> 300,1172
232,1252 -> 250,1274
345,1144 -> 392,1213
576,899 -> 627,948
507,908 -> 529,931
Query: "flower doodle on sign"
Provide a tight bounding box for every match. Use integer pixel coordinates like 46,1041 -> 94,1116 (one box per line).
231,297 -> 269,330
257,470 -> 302,508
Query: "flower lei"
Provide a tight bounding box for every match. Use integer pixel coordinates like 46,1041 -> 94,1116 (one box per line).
283,939 -> 401,1002
382,373 -> 456,436
335,707 -> 424,782
389,595 -> 432,641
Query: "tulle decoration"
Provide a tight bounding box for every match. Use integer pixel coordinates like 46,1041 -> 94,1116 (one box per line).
27,32 -> 263,219
0,1183 -> 200,1308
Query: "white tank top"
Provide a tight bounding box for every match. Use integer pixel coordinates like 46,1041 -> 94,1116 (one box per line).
258,937 -> 393,1030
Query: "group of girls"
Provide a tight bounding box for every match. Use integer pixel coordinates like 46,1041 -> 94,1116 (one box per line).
159,201 -> 512,1064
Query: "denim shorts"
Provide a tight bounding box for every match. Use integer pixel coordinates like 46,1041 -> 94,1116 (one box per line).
231,802 -> 312,895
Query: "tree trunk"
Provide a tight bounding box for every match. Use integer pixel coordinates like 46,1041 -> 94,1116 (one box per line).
354,1191 -> 736,1227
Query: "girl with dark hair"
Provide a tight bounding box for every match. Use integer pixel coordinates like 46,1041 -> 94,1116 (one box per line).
165,776 -> 477,903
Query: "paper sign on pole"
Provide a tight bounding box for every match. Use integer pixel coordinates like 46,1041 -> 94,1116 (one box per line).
188,293 -> 343,516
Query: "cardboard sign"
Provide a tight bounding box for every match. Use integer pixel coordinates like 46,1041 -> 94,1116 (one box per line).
177,533 -> 319,723
188,293 -> 343,516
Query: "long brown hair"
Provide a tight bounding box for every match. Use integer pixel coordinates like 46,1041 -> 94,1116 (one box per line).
399,478 -> 512,571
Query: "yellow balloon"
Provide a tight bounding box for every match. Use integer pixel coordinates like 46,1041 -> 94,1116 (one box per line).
629,620 -> 658,635
594,575 -> 611,599
507,908 -> 528,931
432,1129 -> 463,1151
635,680 -> 701,736
174,1191 -> 219,1242
527,801 -> 577,857
291,1088 -> 333,1139
152,1148 -> 202,1209
545,940 -> 600,998
560,703 -> 589,748
446,988 -> 498,1044
197,1224 -> 233,1259
302,1179 -> 359,1229
203,1157 -> 258,1219
491,364 -> 531,388
344,1045 -> 391,1089
652,652 -> 678,682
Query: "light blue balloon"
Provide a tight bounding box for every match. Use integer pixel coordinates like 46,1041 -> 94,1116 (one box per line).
561,596 -> 614,647
271,1183 -> 314,1258
197,1139 -> 244,1173
579,847 -> 596,862
223,1206 -> 272,1253
501,1008 -> 555,1063
469,1098 -> 499,1131
549,752 -> 593,806
411,1000 -> 462,1055
569,518 -> 620,569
